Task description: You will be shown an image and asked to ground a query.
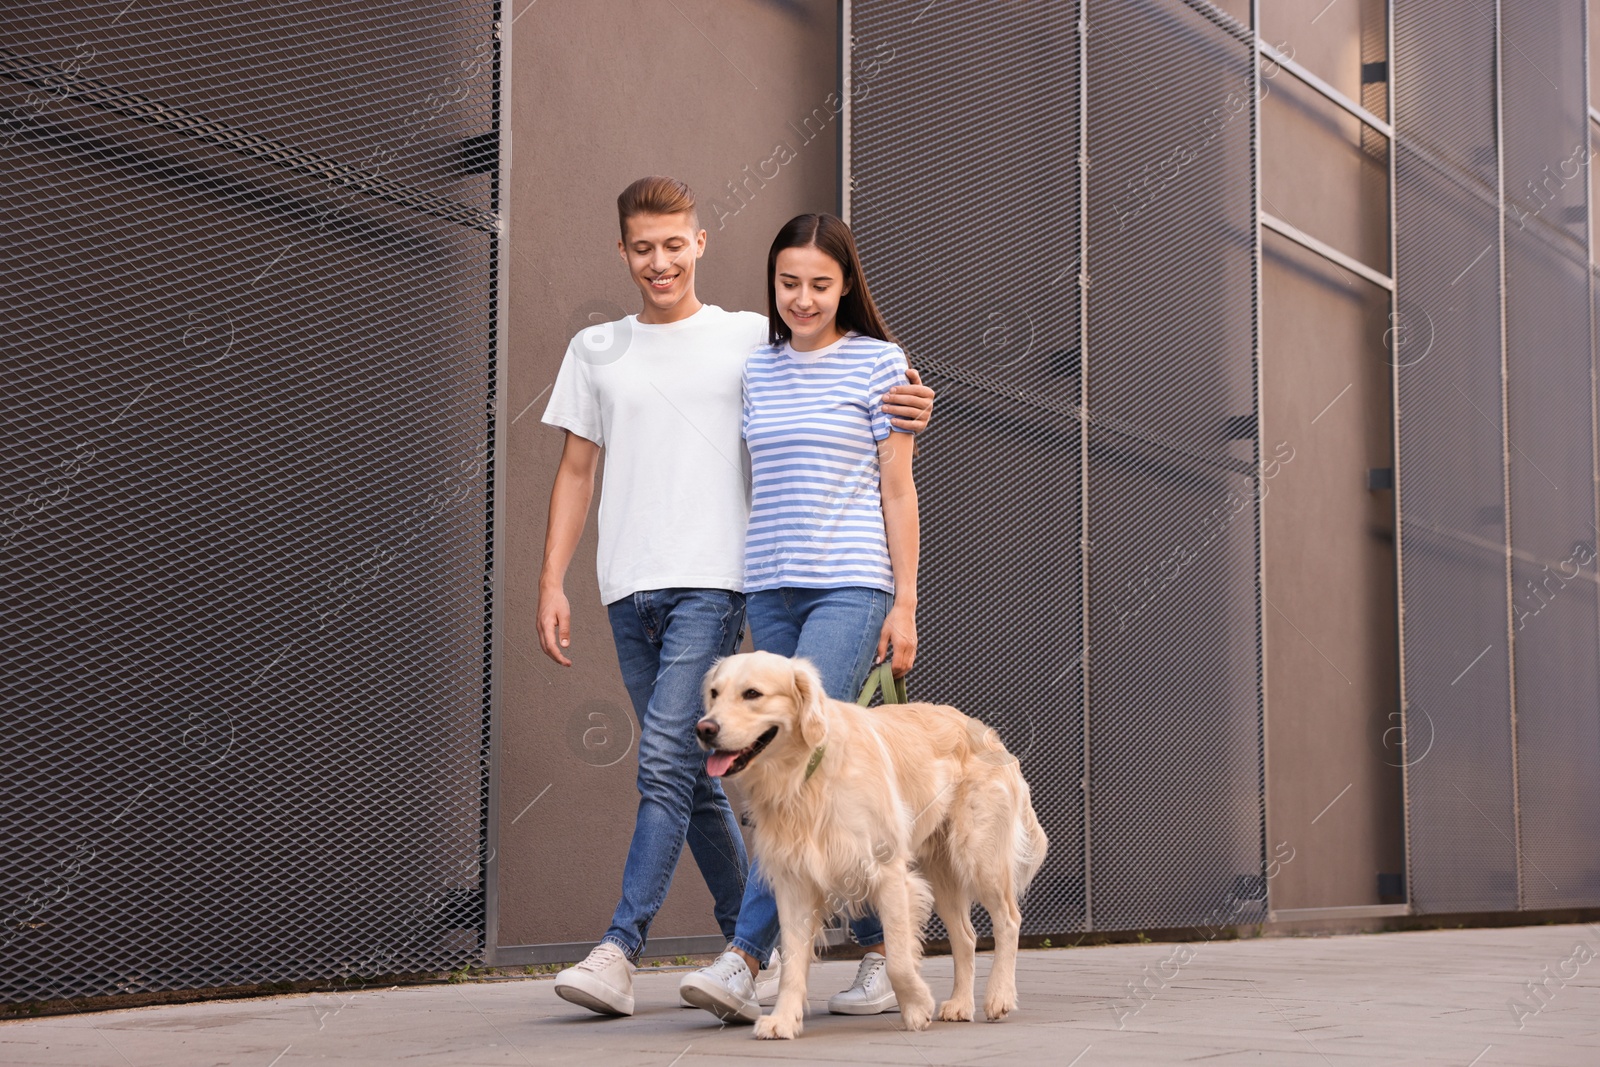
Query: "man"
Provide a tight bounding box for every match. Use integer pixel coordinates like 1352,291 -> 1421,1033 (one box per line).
539,176 -> 934,1017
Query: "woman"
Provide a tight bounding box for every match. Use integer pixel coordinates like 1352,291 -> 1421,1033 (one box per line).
679,213 -> 920,1023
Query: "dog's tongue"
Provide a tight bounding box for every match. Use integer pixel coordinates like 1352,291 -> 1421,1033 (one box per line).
706,750 -> 740,778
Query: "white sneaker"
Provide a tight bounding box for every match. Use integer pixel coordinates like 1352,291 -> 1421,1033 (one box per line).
553,942 -> 635,1016
679,951 -> 781,1008
756,953 -> 782,1007
678,950 -> 762,1023
828,951 -> 897,1015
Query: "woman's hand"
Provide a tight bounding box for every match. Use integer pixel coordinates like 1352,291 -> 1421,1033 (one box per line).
877,598 -> 918,678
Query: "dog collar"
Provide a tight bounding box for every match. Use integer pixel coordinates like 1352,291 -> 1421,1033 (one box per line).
804,745 -> 825,781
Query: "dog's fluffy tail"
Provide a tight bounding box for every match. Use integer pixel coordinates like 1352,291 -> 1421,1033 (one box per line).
958,713 -> 1050,902
1013,782 -> 1049,901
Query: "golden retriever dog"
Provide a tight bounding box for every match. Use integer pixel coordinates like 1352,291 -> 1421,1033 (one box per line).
696,651 -> 1048,1040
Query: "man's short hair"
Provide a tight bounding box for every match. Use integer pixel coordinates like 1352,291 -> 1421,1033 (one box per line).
617,176 -> 699,237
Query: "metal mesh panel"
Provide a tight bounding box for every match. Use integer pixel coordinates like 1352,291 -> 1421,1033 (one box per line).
848,0 -> 1084,936
1392,0 -> 1518,913
1500,0 -> 1600,911
1394,0 -> 1600,914
850,0 -> 1262,933
1084,0 -> 1262,930
2,0 -> 499,1003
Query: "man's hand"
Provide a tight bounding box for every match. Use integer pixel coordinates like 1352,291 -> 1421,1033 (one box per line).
538,431 -> 599,667
884,367 -> 935,433
538,583 -> 574,666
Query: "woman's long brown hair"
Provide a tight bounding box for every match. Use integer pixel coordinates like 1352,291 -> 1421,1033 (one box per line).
766,213 -> 898,348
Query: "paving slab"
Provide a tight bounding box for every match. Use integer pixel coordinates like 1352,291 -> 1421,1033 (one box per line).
3,924 -> 1598,1066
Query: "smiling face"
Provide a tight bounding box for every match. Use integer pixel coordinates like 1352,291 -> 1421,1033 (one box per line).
696,651 -> 825,779
774,244 -> 851,350
618,211 -> 705,323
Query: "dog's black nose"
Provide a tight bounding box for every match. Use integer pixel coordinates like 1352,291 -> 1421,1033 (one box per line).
696,719 -> 719,743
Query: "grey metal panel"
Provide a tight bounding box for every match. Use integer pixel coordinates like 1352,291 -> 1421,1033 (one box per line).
885,384 -> 1087,937
849,0 -> 1264,935
1503,226 -> 1600,909
1501,2 -> 1587,256
1500,0 -> 1600,911
1,1 -> 498,1003
1085,0 -> 1263,930
1392,0 -> 1518,912
1393,1 -> 1500,191
847,0 -> 1084,936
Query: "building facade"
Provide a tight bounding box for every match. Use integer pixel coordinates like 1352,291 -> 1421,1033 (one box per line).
4,0 -> 1599,1004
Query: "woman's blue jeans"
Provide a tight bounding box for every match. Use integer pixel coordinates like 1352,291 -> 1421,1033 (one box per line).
729,585 -> 891,967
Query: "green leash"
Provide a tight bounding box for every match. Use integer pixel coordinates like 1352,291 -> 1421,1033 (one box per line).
856,658 -> 909,707
806,661 -> 909,781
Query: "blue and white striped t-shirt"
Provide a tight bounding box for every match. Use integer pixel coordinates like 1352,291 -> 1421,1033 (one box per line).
741,331 -> 913,594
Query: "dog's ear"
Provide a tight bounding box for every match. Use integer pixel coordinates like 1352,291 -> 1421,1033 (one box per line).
791,657 -> 827,749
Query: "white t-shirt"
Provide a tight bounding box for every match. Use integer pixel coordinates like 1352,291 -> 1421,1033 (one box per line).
541,304 -> 768,604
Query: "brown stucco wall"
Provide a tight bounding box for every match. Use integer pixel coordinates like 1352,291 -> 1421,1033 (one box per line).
494,0 -> 841,954
1257,0 -> 1405,913
1261,232 -> 1406,911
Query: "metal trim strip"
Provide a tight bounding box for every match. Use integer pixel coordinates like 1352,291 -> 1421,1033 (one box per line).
484,3 -> 511,967
1256,38 -> 1394,139
1261,211 -> 1396,290
1492,0 -> 1526,912
1250,0 -> 1271,918
1268,904 -> 1412,921
1386,0 -> 1413,916
1077,0 -> 1094,934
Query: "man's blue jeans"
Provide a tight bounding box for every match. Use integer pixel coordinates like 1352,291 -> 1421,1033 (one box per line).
729,585 -> 891,967
600,588 -> 750,960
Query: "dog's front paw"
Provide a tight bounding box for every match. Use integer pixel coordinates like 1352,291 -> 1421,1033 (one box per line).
901,995 -> 935,1032
754,1012 -> 803,1040
983,988 -> 1017,1021
939,997 -> 974,1022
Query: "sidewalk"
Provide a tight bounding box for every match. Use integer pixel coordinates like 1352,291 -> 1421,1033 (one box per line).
3,924 -> 1597,1066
